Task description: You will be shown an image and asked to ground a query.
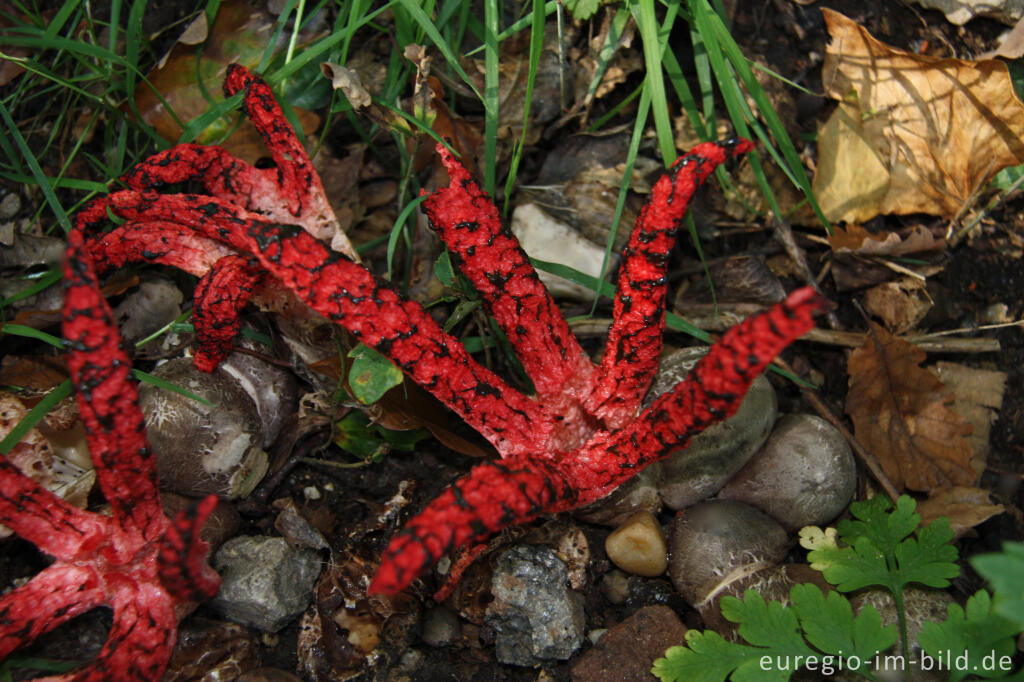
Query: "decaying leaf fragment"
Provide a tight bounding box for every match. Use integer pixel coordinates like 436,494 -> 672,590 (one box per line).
846,323 -> 976,492
814,9 -> 1024,222
917,486 -> 1004,538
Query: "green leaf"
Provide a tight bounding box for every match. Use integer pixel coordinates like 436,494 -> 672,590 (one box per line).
918,590 -> 1020,681
434,250 -> 455,287
791,583 -> 897,664
893,518 -> 958,589
837,495 -> 917,554
347,343 -> 403,404
654,587 -> 890,682
0,379 -> 73,455
809,495 -> 959,594
333,410 -> 388,461
653,631 -> 788,682
332,410 -> 429,463
564,0 -> 602,20
972,542 -> 1024,630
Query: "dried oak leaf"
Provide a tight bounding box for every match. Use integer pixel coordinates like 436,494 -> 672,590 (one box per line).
827,224 -> 945,257
917,486 -> 1004,539
813,9 -> 1024,222
846,323 -> 976,491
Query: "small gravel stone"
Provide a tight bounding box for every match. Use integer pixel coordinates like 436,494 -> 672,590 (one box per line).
212,536 -> 322,632
485,545 -> 585,666
0,193 -> 21,220
604,511 -> 667,577
600,569 -> 634,605
571,605 -> 688,682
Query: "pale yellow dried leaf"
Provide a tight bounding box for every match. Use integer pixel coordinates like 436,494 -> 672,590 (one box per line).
814,9 -> 1024,222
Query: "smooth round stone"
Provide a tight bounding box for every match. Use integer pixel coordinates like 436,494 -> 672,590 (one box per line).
646,348 -> 778,510
604,511 -> 668,577
720,414 -> 856,530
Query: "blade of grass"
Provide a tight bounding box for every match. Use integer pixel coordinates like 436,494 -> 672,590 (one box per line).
386,194 -> 429,280
0,269 -> 63,309
0,100 -> 72,234
631,0 -> 677,165
1,324 -> 63,348
0,380 -> 73,455
482,0 -> 499,197
502,0 -> 545,216
131,368 -> 213,407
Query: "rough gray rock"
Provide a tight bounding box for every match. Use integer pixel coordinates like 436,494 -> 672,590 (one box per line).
212,536 -> 322,632
485,545 -> 585,666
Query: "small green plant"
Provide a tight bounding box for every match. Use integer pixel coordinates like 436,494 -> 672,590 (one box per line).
653,495 -> 1022,682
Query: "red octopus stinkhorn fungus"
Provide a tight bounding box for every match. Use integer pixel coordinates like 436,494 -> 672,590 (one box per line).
0,228 -> 221,679
21,64 -> 825,622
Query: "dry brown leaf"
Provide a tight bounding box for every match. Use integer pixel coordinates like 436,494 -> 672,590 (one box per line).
862,278 -> 932,335
321,63 -> 372,110
813,9 -> 1024,222
828,225 -> 945,257
846,323 -> 976,492
930,361 -> 1006,467
917,486 -> 1004,538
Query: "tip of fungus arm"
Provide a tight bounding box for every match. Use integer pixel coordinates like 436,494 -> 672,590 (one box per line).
423,143 -> 593,402
585,138 -> 755,428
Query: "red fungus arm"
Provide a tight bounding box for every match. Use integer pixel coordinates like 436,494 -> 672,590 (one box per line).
97,192 -> 553,457
0,563 -> 105,660
65,582 -> 178,682
0,458 -> 105,559
567,286 -> 826,500
87,220 -> 236,277
118,66 -> 354,259
158,494 -> 221,603
368,455 -> 576,595
584,139 -> 754,429
192,255 -> 263,372
423,145 -> 594,403
64,230 -> 166,541
369,287 -> 824,595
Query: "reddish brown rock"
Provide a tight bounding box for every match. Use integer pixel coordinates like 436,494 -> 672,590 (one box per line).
571,605 -> 688,682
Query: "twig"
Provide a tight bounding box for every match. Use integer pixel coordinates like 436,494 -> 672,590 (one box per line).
569,315 -> 1002,353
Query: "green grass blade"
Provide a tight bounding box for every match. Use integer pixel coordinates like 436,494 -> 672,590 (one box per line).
482,0 -> 499,197
1,324 -> 63,348
0,379 -> 73,455
0,100 -> 72,233
503,0 -> 546,215
631,0 -> 676,165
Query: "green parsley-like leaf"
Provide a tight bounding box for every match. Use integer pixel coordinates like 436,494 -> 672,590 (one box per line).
892,517 -> 958,589
918,590 -> 1019,681
837,495 -> 917,555
972,542 -> 1024,630
653,588 -> 886,682
808,495 -> 959,594
791,583 -> 898,664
